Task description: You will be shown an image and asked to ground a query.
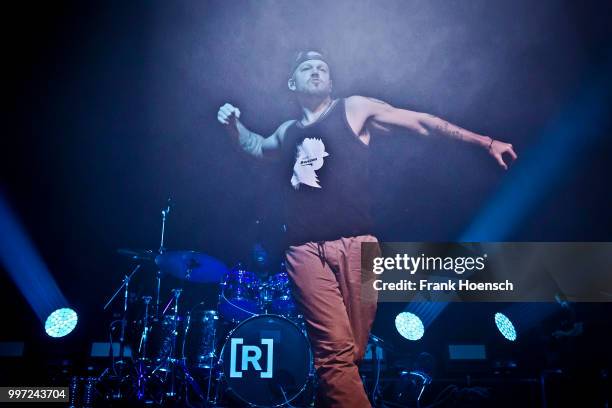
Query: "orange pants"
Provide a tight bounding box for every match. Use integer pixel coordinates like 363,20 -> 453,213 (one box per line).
285,235 -> 379,408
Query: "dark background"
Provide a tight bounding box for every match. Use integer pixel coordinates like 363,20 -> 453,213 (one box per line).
2,0 -> 611,401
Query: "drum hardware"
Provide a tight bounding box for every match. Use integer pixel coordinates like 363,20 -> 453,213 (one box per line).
98,260 -> 311,406
182,305 -> 220,404
156,197 -> 171,317
159,197 -> 171,254
151,288 -> 182,374
99,200 -> 318,406
115,198 -> 174,320
267,271 -> 298,318
144,288 -> 211,404
218,263 -> 262,323
102,264 -> 142,366
98,264 -> 143,402
135,295 -> 153,400
138,296 -> 152,356
182,307 -> 219,370
116,248 -> 156,261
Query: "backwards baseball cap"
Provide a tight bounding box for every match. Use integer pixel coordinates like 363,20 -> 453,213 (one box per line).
289,50 -> 330,79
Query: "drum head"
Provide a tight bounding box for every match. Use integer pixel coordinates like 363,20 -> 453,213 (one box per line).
218,295 -> 260,323
221,314 -> 312,407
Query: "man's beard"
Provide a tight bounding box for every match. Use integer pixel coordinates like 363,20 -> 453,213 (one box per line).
300,83 -> 331,97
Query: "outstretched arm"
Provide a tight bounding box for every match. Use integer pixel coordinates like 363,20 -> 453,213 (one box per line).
348,96 -> 518,170
217,103 -> 293,160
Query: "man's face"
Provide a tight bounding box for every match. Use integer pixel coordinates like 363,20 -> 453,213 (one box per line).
289,59 -> 332,97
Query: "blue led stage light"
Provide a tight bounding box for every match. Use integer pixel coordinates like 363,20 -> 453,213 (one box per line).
395,311 -> 425,341
0,193 -> 75,337
494,312 -> 517,341
44,308 -> 78,338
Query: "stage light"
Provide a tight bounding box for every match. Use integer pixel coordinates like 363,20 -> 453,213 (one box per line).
494,312 -> 517,341
395,312 -> 425,341
45,308 -> 78,338
0,194 -> 71,336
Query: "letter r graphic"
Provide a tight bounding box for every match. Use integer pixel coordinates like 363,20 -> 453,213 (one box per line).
241,345 -> 262,371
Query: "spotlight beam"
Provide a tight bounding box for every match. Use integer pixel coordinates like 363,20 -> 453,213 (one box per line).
0,193 -> 73,334
461,64 -> 612,241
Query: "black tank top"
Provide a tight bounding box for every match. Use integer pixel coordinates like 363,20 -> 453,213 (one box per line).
282,98 -> 373,245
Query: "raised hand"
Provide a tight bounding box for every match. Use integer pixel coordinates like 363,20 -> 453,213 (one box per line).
217,103 -> 241,126
489,140 -> 518,170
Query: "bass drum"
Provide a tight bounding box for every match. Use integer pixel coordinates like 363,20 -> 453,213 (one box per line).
219,314 -> 313,407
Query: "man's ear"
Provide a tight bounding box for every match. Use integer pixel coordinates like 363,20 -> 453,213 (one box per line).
288,77 -> 296,91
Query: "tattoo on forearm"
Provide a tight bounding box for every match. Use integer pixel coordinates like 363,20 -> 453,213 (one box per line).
240,131 -> 259,153
435,121 -> 449,134
435,120 -> 464,141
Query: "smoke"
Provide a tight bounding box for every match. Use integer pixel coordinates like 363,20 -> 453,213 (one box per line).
151,0 -> 576,123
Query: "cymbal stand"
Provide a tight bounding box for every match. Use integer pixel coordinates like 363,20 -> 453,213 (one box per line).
157,289 -> 207,404
138,296 -> 153,357
99,264 -> 141,401
152,290 -> 182,385
136,296 -> 152,401
155,197 -> 171,318
103,264 -> 142,365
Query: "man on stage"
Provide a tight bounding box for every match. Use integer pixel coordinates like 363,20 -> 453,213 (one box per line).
217,50 -> 517,407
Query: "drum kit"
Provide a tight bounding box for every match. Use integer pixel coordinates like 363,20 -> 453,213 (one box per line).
97,200 -> 314,407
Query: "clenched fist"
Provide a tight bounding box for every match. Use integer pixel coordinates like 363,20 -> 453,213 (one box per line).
217,103 -> 241,126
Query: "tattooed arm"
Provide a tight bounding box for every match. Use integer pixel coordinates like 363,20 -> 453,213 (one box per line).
346,95 -> 517,170
217,102 -> 294,160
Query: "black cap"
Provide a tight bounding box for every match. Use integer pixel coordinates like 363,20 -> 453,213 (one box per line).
289,50 -> 329,79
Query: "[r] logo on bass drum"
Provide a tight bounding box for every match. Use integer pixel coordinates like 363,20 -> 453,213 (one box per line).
220,314 -> 313,407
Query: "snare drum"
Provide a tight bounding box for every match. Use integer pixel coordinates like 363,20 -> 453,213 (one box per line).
219,314 -> 313,407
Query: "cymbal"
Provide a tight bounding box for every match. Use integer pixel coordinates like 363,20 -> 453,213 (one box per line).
155,250 -> 228,283
117,248 -> 157,261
